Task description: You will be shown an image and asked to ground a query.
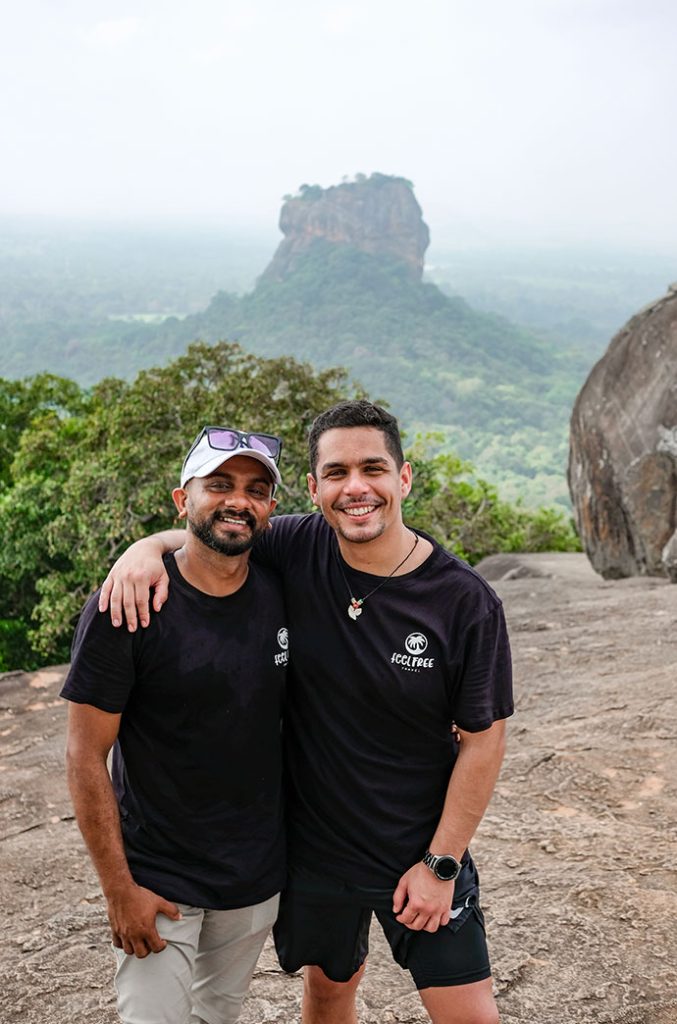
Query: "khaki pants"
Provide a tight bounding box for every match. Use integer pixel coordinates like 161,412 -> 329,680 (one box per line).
113,893 -> 279,1024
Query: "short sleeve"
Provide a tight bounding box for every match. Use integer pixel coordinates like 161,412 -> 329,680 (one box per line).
60,593 -> 136,713
451,604 -> 513,732
251,514 -> 309,573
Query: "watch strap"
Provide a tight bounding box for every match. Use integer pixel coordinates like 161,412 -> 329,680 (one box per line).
422,849 -> 461,881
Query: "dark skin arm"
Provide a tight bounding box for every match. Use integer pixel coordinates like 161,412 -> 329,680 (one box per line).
66,703 -> 181,957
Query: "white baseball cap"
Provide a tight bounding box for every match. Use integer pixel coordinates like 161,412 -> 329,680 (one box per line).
180,427 -> 282,488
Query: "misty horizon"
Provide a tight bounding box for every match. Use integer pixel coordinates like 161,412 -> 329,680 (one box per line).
2,1 -> 677,250
2,209 -> 677,264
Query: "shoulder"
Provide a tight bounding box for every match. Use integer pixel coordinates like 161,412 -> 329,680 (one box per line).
72,590 -> 130,647
269,512 -> 328,541
253,512 -> 330,569
67,591 -> 146,679
439,547 -> 501,605
415,531 -> 504,624
61,591 -> 136,710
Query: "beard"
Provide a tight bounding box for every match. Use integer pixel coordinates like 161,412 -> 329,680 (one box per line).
189,508 -> 266,556
327,502 -> 386,544
333,516 -> 386,544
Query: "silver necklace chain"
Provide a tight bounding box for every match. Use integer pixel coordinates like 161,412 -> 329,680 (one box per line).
336,532 -> 419,621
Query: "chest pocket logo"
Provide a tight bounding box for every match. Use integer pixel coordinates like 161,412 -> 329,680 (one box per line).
391,631 -> 435,672
275,627 -> 289,666
405,632 -> 428,655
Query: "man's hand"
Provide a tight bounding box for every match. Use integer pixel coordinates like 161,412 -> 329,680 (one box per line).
99,539 -> 173,631
107,882 -> 182,958
392,862 -> 454,933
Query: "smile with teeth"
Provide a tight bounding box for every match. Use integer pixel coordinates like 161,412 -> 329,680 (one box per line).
214,514 -> 252,528
340,504 -> 379,518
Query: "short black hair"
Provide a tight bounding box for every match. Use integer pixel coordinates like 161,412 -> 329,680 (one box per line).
308,400 -> 404,474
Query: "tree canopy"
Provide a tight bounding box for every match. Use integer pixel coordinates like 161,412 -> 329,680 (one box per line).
0,343 -> 352,668
0,342 -> 578,671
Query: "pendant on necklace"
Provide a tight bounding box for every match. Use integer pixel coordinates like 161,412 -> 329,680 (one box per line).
348,598 -> 363,620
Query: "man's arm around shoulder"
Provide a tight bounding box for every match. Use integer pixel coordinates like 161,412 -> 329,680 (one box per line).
66,702 -> 181,957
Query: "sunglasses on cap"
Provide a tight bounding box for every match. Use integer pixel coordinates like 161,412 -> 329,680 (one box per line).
184,426 -> 283,464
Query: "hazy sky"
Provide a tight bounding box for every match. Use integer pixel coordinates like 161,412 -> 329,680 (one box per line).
3,0 -> 676,248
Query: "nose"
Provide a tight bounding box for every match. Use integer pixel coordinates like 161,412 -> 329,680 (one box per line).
341,470 -> 370,497
223,487 -> 252,509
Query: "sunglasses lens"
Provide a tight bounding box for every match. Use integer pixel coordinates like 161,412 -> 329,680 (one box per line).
208,429 -> 241,451
249,434 -> 280,459
204,427 -> 280,462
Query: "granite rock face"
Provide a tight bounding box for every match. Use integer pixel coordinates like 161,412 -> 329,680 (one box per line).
568,285 -> 677,579
4,557 -> 677,1024
261,174 -> 430,282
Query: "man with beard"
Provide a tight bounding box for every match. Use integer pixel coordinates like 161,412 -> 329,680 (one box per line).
62,427 -> 289,1024
101,402 -> 512,1024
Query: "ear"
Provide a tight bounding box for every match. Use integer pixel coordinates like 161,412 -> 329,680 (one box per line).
399,462 -> 413,500
307,472 -> 320,508
172,487 -> 188,519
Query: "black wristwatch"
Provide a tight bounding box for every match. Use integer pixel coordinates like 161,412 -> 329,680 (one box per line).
422,850 -> 462,881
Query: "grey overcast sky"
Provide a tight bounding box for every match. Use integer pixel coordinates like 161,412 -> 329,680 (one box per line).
2,0 -> 676,248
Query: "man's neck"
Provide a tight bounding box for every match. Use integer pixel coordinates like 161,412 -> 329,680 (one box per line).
174,537 -> 250,596
337,522 -> 432,576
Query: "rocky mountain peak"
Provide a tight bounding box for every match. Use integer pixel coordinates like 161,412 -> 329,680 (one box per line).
261,173 -> 430,282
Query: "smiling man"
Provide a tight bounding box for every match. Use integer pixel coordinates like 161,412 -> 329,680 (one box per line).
101,401 -> 513,1024
62,427 -> 288,1024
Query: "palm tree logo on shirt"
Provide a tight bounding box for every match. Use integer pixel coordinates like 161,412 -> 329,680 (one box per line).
405,632 -> 428,655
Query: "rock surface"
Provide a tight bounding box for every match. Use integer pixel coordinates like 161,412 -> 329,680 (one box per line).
261,174 -> 430,282
568,285 -> 677,579
2,553 -> 676,1023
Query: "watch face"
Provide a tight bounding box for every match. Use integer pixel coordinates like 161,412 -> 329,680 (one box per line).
434,856 -> 459,881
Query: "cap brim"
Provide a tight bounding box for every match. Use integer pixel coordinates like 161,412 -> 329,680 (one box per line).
181,446 -> 281,488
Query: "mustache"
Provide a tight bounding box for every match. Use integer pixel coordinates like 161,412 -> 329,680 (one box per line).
210,508 -> 257,530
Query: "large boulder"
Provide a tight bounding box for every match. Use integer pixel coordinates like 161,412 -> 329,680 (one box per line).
568,285 -> 677,579
261,173 -> 429,282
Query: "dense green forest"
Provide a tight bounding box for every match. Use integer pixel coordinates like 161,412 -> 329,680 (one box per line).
193,243 -> 589,508
0,238 -> 589,509
1,218 -> 674,508
427,247 -> 673,350
0,344 -> 578,672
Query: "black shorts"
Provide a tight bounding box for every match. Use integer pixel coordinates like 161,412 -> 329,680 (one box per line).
273,859 -> 491,990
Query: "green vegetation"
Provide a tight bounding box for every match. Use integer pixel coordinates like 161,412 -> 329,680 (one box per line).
0,220 -> 271,381
0,239 -> 592,508
189,242 -> 589,507
426,246 -> 675,353
297,184 -> 325,200
3,220 -> 671,511
293,173 -> 415,201
404,439 -> 579,563
0,345 -> 578,672
0,344 -> 352,670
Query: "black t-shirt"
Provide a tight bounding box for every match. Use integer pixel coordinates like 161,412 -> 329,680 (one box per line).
255,514 -> 513,887
61,553 -> 288,910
